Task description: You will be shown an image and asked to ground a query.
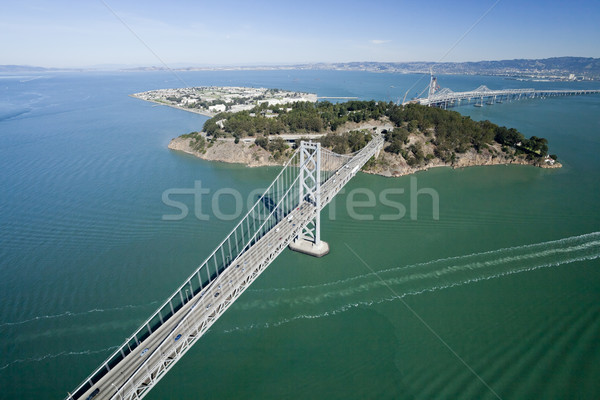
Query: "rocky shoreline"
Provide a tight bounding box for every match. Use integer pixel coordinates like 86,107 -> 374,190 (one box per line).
168,136 -> 283,167
365,142 -> 561,177
168,135 -> 562,175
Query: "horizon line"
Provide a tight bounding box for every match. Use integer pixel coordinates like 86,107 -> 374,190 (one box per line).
1,55 -> 599,71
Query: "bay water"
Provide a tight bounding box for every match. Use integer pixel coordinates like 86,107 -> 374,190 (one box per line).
0,70 -> 599,399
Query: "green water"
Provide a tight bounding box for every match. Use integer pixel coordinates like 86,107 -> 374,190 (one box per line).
152,97 -> 600,399
149,169 -> 599,399
0,71 -> 598,399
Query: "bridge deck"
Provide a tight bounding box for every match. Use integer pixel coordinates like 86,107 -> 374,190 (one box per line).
417,88 -> 600,107
75,136 -> 383,400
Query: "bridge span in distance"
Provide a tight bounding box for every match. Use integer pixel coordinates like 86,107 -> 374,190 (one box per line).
404,71 -> 600,108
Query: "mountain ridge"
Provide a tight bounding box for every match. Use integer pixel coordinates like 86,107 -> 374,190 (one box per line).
2,57 -> 599,80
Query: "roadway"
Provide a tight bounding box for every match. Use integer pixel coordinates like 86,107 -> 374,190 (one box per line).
419,88 -> 600,107
75,135 -> 382,400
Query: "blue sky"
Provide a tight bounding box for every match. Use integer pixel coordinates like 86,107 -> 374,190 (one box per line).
1,0 -> 599,67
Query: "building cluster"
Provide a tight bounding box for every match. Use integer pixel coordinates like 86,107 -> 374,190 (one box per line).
133,86 -> 317,115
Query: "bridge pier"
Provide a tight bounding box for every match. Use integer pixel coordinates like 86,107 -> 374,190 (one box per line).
289,238 -> 330,257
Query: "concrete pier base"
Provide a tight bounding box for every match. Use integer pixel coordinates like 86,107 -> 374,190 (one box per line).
288,238 -> 330,258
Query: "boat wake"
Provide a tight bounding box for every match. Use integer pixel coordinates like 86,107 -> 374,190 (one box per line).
0,300 -> 159,329
224,232 -> 600,333
0,345 -> 118,372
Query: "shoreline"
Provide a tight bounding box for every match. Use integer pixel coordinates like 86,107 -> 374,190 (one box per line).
131,86 -> 318,117
168,136 -> 283,168
160,99 -> 562,175
130,94 -> 215,117
363,155 -> 562,178
168,135 -> 562,176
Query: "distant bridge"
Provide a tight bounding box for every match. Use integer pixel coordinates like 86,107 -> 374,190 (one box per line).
405,72 -> 600,108
67,134 -> 384,400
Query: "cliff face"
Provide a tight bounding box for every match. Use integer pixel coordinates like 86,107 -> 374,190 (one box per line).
168,137 -> 283,167
169,130 -> 561,176
366,144 -> 561,177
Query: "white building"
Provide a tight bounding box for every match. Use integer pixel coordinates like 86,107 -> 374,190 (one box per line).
208,104 -> 226,113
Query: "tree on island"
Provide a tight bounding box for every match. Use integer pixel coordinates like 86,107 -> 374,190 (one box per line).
198,100 -> 552,165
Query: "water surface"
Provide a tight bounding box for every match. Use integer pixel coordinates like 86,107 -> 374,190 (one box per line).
0,70 -> 598,399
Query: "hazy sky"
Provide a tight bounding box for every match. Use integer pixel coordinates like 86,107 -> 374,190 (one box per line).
1,0 -> 599,68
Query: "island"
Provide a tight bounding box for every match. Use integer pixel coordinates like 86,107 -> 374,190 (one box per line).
132,87 -> 561,176
132,86 -> 317,117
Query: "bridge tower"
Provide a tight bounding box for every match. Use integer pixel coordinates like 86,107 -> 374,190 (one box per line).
428,68 -> 438,100
289,141 -> 330,257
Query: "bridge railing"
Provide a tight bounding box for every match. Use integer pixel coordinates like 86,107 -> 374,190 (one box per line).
118,152 -> 320,400
119,141 -> 381,399
114,136 -> 384,399
425,87 -> 600,108
68,141 -> 357,399
320,147 -> 355,183
69,148 -> 298,398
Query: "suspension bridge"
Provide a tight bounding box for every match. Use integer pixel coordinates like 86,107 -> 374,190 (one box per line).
405,71 -> 600,108
68,133 -> 384,400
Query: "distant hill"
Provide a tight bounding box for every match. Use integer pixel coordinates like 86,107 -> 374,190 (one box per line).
0,65 -> 78,72
3,57 -> 599,80
297,57 -> 600,80
128,57 -> 600,81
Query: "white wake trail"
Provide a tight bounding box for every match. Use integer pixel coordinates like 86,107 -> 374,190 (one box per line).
0,345 -> 119,372
0,300 -> 160,329
223,252 -> 599,334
